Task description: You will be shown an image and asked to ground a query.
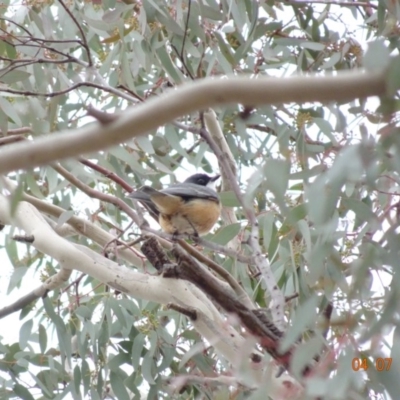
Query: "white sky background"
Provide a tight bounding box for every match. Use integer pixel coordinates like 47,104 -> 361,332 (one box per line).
0,1 -> 395,399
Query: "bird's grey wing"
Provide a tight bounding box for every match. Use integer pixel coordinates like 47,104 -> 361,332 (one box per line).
162,183 -> 219,202
127,186 -> 160,220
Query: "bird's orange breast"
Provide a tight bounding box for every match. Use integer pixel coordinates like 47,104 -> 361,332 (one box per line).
159,198 -> 221,236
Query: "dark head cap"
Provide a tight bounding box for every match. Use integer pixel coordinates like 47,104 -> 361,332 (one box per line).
184,173 -> 220,186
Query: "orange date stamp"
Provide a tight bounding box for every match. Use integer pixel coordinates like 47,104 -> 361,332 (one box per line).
352,357 -> 392,371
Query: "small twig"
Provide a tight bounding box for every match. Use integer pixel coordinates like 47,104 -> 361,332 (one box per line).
285,293 -> 299,302
57,0 -> 93,66
167,303 -> 197,320
0,135 -> 26,146
174,139 -> 202,165
282,0 -> 377,9
322,301 -> 334,338
116,84 -> 145,102
0,127 -> 32,136
78,156 -> 133,193
13,234 -> 35,243
51,163 -> 140,228
102,220 -> 135,257
0,267 -> 72,319
0,81 -> 122,98
178,0 -> 194,80
0,288 -> 45,319
0,35 -> 86,69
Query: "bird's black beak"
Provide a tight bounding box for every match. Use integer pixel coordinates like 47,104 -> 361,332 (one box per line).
210,174 -> 220,182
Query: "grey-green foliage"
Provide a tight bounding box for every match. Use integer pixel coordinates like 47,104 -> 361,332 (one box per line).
0,0 -> 399,399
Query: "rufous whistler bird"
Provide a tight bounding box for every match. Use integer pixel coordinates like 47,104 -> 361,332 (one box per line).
128,173 -> 221,236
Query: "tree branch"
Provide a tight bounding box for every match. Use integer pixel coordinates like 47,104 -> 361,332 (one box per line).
0,267 -> 72,318
0,196 -> 254,371
2,177 -> 143,266
0,71 -> 387,175
283,0 -> 377,9
57,0 -> 93,66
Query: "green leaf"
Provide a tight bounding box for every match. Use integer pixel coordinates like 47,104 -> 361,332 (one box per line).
7,267 -> 28,294
120,49 -> 136,90
109,299 -> 128,329
81,360 -> 90,395
364,39 -> 390,71
341,197 -> 376,229
141,331 -> 157,384
56,210 -> 75,227
280,295 -> 319,352
386,55 -> 400,96
42,297 -> 71,359
5,41 -> 17,59
211,222 -> 241,245
157,10 -> 183,35
144,0 -> 166,16
73,365 -> 81,395
313,118 -> 337,144
155,45 -> 184,84
44,166 -> 59,195
74,306 -> 93,320
157,344 -> 175,373
179,342 -> 204,369
109,353 -> 131,371
290,165 -> 326,180
198,3 -> 223,20
136,136 -> 154,154
110,371 -> 130,400
1,70 -> 31,84
321,52 -> 341,69
25,171 -> 44,199
286,204 -> 307,225
300,42 -> 325,51
0,96 -> 22,125
13,384 -> 35,400
38,324 -> 47,354
19,320 -> 33,350
214,32 -> 235,65
323,348 -> 356,396
291,335 -> 325,377
131,333 -> 145,369
219,190 -> 241,207
258,212 -> 275,249
297,220 -> 311,252
108,146 -> 148,174
263,158 -> 290,208
360,291 -> 397,343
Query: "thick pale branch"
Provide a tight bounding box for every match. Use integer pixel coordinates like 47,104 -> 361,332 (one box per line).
0,196 -> 246,367
0,71 -> 386,174
0,197 -> 304,397
3,177 -> 143,266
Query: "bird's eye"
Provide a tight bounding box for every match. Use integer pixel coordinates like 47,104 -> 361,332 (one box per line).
198,178 -> 205,184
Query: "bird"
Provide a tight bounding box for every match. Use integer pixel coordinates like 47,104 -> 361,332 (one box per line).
128,173 -> 221,237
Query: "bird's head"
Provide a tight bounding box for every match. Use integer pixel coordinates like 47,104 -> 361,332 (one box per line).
184,173 -> 220,188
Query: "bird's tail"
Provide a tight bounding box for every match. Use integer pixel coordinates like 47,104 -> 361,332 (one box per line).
127,187 -> 160,221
